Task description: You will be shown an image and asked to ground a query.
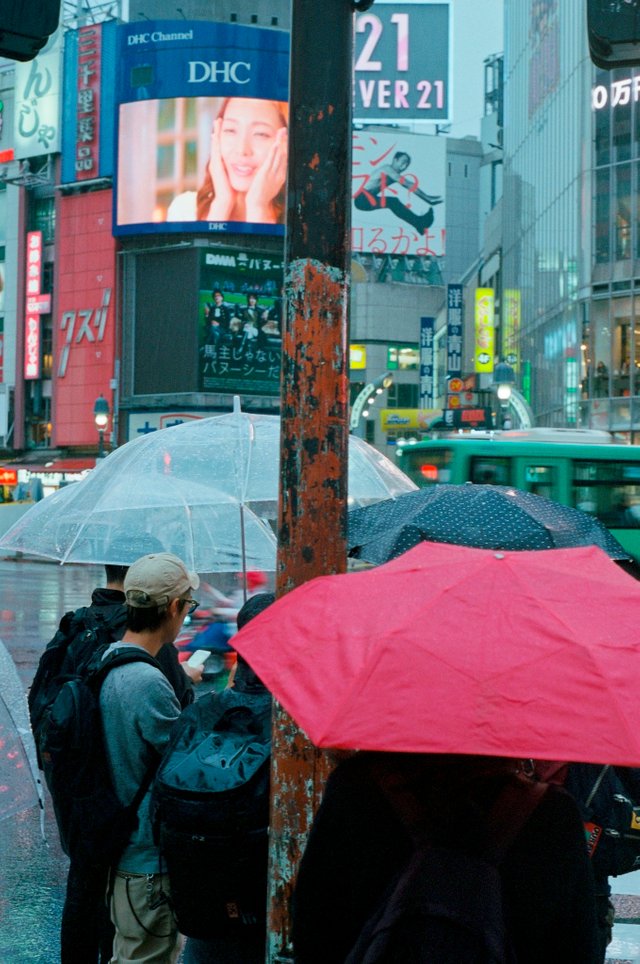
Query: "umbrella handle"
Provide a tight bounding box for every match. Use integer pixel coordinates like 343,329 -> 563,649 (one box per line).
239,504 -> 248,604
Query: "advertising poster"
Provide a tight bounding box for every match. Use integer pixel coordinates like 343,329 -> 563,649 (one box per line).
352,129 -> 446,257
474,288 -> 495,373
199,247 -> 283,395
114,21 -> 289,237
354,2 -> 451,124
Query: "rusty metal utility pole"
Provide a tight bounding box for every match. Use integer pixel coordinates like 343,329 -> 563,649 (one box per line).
267,0 -> 375,960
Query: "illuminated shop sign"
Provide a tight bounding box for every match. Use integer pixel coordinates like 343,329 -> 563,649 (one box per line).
24,231 -> 43,381
474,288 -> 494,374
592,76 -> 640,110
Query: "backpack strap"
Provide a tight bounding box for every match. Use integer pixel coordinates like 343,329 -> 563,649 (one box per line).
90,647 -> 164,792
585,765 -> 610,808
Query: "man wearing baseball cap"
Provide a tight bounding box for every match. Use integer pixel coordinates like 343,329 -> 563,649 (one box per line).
99,552 -> 200,963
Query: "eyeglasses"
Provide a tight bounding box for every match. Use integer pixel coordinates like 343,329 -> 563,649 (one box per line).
184,599 -> 199,615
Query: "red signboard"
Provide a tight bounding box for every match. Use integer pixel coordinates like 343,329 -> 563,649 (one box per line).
24,231 -> 42,380
53,190 -> 116,446
75,24 -> 102,180
27,293 -> 52,314
0,468 -> 18,485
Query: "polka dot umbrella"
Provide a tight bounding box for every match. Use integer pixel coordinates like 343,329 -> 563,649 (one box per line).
347,484 -> 631,566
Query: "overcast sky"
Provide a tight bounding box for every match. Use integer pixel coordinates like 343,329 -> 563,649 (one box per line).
447,0 -> 504,138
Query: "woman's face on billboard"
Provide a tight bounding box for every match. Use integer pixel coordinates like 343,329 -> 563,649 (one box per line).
219,98 -> 286,192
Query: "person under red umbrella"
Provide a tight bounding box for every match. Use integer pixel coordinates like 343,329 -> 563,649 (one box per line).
292,752 -> 600,963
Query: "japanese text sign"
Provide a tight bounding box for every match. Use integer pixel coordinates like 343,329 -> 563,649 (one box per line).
15,48 -> 61,159
75,25 -> 102,180
503,289 -> 521,373
199,247 -> 284,395
446,283 -> 463,378
420,316 -> 435,407
474,288 -> 494,374
24,231 -> 43,381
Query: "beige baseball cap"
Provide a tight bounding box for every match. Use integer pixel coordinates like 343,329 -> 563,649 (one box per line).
124,552 -> 199,610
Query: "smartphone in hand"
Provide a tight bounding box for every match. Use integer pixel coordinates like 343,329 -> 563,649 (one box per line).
187,649 -> 212,667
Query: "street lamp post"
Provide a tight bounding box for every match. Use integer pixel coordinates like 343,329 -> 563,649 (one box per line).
93,394 -> 109,458
493,361 -> 515,429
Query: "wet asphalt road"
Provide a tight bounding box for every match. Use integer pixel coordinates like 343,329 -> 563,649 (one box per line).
0,558 -> 102,963
1,558 -> 640,962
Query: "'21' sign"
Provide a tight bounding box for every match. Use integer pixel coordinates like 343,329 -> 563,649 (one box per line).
354,2 -> 451,123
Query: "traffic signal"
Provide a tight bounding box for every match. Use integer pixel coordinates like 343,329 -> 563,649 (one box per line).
0,0 -> 61,62
587,0 -> 640,69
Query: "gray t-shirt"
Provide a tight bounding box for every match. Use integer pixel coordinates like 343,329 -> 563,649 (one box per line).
100,642 -> 181,873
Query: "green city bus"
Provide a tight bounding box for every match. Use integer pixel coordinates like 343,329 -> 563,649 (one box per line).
395,429 -> 640,561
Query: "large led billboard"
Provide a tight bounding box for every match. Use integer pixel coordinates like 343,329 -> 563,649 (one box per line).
199,247 -> 283,395
114,21 -> 289,238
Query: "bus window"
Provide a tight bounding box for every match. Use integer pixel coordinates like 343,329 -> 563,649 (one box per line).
400,447 -> 454,486
523,464 -> 556,500
572,460 -> 640,528
469,458 -> 510,485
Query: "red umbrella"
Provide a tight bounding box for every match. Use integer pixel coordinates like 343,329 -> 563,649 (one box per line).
234,542 -> 640,765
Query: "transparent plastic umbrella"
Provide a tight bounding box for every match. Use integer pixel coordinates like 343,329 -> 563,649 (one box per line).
0,640 -> 44,827
0,407 -> 415,572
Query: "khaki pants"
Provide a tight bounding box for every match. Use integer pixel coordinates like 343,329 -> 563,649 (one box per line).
110,871 -> 183,963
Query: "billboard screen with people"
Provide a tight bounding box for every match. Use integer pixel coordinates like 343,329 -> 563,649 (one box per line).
113,21 -> 289,237
198,247 -> 283,395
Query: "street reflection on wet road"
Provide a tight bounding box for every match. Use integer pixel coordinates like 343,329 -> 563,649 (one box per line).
0,559 -> 101,963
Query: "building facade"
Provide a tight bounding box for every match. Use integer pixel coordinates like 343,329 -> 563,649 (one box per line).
499,0 -> 640,438
0,0 -> 489,486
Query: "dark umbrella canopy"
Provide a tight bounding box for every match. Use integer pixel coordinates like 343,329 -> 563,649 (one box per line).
348,484 -> 631,565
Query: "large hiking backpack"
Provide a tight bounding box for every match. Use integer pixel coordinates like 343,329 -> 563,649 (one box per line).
151,686 -> 272,940
41,646 -> 160,866
345,776 -> 547,964
29,606 -> 122,768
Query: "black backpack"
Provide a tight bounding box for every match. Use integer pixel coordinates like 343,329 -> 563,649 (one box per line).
150,686 -> 272,939
564,764 -> 640,878
345,776 -> 547,964
40,646 -> 160,868
29,606 -> 122,768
